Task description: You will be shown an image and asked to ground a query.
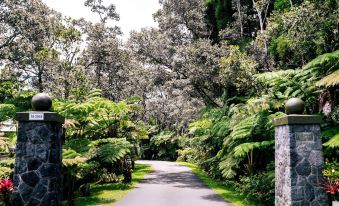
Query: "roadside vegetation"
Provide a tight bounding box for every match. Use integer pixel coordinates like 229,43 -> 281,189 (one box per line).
178,162 -> 257,206
74,164 -> 151,206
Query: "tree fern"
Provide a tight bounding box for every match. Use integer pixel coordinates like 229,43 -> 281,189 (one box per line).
322,126 -> 339,148
225,115 -> 256,145
316,70 -> 339,88
89,138 -> 132,164
323,133 -> 339,148
62,149 -> 87,167
233,140 -> 274,158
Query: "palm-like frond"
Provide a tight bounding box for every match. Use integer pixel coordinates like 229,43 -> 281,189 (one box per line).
233,140 -> 274,158
323,133 -> 339,148
62,148 -> 87,167
225,115 -> 256,145
316,70 -> 339,88
89,138 -> 132,164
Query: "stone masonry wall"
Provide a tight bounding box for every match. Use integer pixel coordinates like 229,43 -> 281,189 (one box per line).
13,121 -> 63,206
275,124 -> 328,206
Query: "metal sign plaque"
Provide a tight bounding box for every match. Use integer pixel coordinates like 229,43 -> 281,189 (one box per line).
295,132 -> 314,142
29,113 -> 44,121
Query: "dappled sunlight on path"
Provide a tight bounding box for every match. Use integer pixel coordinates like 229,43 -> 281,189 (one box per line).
115,160 -> 232,206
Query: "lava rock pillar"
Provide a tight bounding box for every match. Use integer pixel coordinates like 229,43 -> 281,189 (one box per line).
274,114 -> 328,206
13,94 -> 64,206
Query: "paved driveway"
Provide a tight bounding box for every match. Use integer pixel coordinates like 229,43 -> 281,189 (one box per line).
115,160 -> 232,206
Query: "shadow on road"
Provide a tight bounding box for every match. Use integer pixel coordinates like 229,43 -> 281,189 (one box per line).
141,170 -> 208,189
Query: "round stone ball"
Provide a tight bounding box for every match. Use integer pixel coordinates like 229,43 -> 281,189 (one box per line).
285,98 -> 305,114
31,93 -> 52,111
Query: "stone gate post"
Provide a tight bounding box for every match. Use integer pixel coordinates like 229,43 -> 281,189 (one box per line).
13,93 -> 64,206
273,98 -> 328,206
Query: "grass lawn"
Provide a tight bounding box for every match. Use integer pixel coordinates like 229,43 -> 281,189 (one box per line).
178,162 -> 257,206
75,164 -> 152,206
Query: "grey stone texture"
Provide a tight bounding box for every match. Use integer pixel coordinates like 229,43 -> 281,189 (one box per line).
13,114 -> 63,206
275,123 -> 328,206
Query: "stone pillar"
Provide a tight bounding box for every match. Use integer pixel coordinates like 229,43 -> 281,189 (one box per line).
13,94 -> 64,206
274,98 -> 328,206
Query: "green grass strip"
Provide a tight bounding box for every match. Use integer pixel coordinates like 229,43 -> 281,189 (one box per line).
75,164 -> 152,206
178,162 -> 257,206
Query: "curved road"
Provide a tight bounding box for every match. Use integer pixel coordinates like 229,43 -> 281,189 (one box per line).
115,160 -> 232,206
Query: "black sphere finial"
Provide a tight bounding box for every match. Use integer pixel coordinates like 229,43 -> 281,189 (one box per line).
31,93 -> 52,111
285,98 -> 305,115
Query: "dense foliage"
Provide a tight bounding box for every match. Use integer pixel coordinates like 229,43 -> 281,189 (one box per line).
0,0 -> 338,205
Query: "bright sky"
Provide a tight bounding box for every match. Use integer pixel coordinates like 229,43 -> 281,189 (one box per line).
41,0 -> 161,40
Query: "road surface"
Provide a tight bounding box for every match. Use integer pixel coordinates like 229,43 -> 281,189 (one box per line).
115,160 -> 232,206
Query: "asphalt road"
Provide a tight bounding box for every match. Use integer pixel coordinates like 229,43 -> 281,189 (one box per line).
115,160 -> 232,206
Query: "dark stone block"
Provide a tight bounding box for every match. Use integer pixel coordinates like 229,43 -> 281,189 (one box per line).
310,201 -> 321,206
296,160 -> 311,176
25,143 -> 35,158
36,144 -> 48,161
307,175 -> 318,185
31,182 -> 48,200
291,177 -> 298,186
291,187 -> 304,201
15,143 -> 26,157
290,151 -> 301,167
26,198 -> 40,206
50,134 -> 57,141
15,161 -> 27,174
27,158 -> 42,171
40,192 -> 59,206
13,175 -> 20,187
37,126 -> 50,139
18,182 -> 33,202
309,150 -> 323,167
12,191 -> 24,206
296,176 -> 306,186
39,164 -> 57,178
21,171 -> 40,187
29,135 -> 44,144
17,128 -> 28,142
305,184 -> 315,201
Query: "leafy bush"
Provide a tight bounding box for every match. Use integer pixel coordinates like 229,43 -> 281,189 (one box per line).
150,131 -> 178,160
0,104 -> 16,121
235,170 -> 275,206
0,159 -> 14,179
0,167 -> 12,179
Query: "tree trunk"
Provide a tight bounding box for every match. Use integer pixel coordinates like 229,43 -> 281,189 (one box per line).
237,0 -> 244,38
38,66 -> 44,92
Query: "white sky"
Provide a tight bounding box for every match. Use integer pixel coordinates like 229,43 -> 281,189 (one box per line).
41,0 -> 161,40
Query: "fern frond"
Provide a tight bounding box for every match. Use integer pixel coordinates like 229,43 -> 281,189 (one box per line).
62,149 -> 87,167
225,115 -> 256,144
323,133 -> 339,148
233,140 -> 274,158
89,138 -> 132,164
316,70 -> 339,88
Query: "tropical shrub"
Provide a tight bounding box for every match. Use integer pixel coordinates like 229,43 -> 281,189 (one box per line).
150,131 -> 178,160
235,169 -> 275,206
